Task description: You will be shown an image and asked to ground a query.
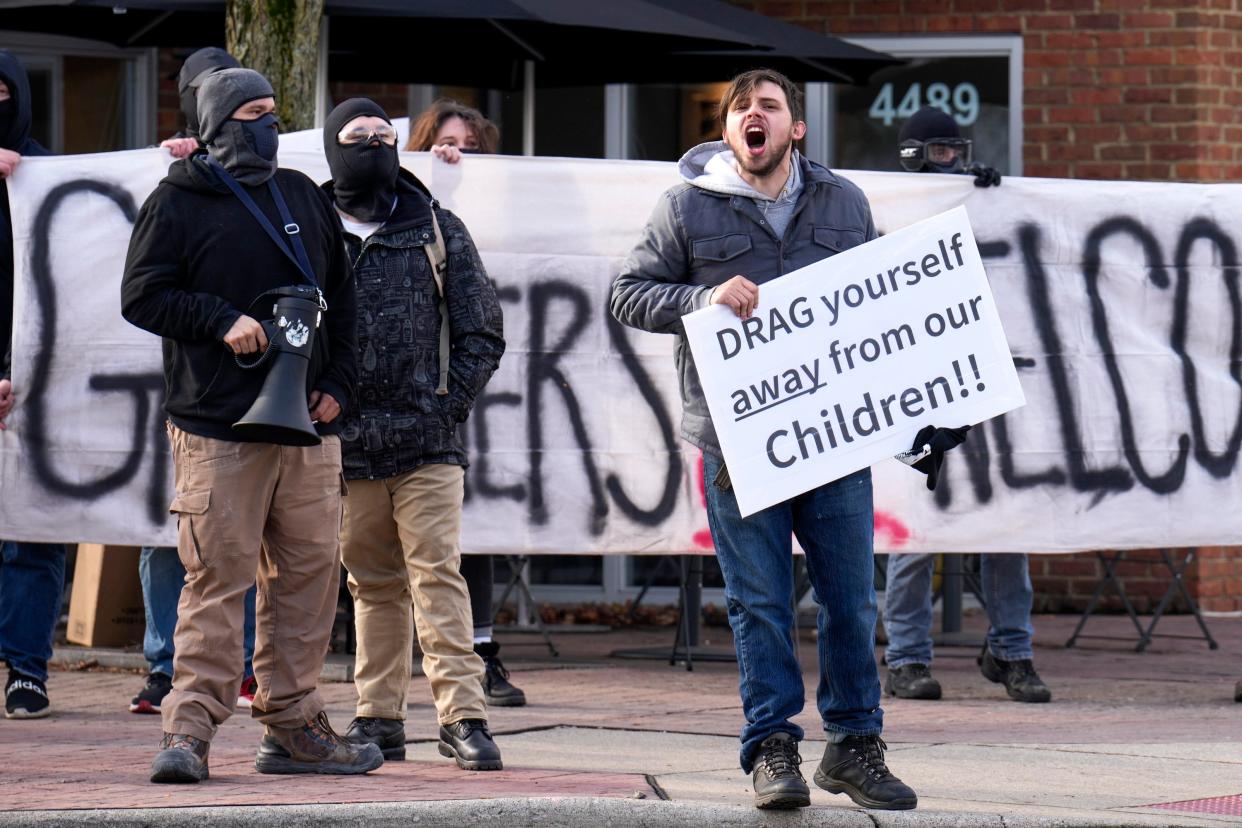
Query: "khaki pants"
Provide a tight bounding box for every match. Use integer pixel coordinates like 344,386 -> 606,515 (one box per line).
340,464 -> 486,724
162,425 -> 343,743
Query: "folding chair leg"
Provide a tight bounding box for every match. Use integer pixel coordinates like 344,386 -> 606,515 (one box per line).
629,555 -> 675,622
1140,549 -> 1218,652
1066,551 -> 1147,648
496,555 -> 559,657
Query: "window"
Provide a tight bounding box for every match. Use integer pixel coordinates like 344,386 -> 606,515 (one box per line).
831,36 -> 1023,176
3,33 -> 156,153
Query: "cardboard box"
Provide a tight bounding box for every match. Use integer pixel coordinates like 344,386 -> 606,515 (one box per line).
67,544 -> 145,647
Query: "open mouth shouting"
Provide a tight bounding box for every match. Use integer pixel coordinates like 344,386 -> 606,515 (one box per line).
744,123 -> 767,157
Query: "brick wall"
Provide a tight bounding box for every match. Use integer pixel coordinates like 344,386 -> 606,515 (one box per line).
732,0 -> 1242,182
156,48 -> 184,140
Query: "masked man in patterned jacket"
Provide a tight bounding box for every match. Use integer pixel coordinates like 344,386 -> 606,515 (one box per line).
320,98 -> 507,771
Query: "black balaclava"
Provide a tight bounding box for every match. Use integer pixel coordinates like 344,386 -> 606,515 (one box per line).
898,106 -> 969,173
197,68 -> 278,186
324,97 -> 399,222
176,47 -> 240,140
0,49 -> 37,153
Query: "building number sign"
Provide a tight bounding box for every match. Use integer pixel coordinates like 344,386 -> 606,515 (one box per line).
867,82 -> 981,127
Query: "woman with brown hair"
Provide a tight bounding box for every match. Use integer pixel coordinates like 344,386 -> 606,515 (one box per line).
405,97 -> 525,708
405,98 -> 499,164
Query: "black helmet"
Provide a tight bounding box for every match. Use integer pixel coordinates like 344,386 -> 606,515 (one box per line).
898,106 -> 972,173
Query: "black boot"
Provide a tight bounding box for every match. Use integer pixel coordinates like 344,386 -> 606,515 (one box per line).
885,663 -> 942,700
150,733 -> 210,783
344,716 -> 407,760
751,732 -> 810,810
1235,679 -> 1242,703
439,718 -> 503,770
813,735 -> 917,810
475,641 -> 527,707
979,649 -> 1052,703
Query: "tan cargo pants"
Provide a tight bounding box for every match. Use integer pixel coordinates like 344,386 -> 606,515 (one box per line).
162,424 -> 344,743
340,464 -> 487,725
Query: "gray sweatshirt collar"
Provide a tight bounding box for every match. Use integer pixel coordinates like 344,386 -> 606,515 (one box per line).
678,140 -> 802,203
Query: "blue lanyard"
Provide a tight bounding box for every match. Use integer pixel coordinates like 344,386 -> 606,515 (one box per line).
205,156 -> 318,287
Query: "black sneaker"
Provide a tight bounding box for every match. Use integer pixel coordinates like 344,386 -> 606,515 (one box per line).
151,732 -> 210,783
885,663 -> 942,700
476,641 -> 527,707
814,735 -> 918,810
751,732 -> 810,810
130,671 -> 173,714
1235,679 -> 1241,703
438,718 -> 503,770
344,716 -> 407,760
5,670 -> 50,719
979,649 -> 1052,703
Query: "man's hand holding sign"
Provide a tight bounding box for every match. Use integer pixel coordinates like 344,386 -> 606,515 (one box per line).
683,206 -> 1025,517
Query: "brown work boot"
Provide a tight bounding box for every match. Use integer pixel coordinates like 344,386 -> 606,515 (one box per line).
255,711 -> 384,775
150,732 -> 210,783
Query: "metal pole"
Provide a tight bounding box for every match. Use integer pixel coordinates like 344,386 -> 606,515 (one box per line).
522,59 -> 535,157
685,555 -> 703,647
941,553 -> 963,634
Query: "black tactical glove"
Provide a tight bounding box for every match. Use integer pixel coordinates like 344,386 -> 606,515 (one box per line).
967,163 -> 1001,188
906,425 -> 971,490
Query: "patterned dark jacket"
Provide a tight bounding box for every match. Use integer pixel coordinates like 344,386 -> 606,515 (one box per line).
326,170 -> 505,480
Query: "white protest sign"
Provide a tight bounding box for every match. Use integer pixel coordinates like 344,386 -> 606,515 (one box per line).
684,206 -> 1026,516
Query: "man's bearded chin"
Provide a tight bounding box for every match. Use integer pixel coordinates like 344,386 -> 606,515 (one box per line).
734,131 -> 793,178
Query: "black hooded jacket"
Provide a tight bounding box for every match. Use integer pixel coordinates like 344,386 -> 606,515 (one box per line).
322,168 -> 504,479
121,155 -> 357,441
2,50 -> 52,380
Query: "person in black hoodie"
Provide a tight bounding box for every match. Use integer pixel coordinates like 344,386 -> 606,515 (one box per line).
320,98 -> 506,772
159,46 -> 240,159
0,49 -> 70,722
121,68 -> 377,784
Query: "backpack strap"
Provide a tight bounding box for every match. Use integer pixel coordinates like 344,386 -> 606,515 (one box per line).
423,205 -> 451,396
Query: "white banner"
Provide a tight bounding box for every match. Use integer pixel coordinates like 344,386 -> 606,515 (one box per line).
685,207 -> 1025,516
3,150 -> 1241,553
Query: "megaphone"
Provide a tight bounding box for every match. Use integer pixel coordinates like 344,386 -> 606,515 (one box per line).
232,286 -> 325,446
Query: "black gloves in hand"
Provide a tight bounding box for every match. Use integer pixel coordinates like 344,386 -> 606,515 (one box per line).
909,425 -> 971,490
968,163 -> 1001,188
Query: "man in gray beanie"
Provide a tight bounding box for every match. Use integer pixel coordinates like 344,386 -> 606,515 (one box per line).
122,67 -> 374,783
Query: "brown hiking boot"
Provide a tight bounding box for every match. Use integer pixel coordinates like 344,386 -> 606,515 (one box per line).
255,711 -> 384,775
150,732 -> 210,783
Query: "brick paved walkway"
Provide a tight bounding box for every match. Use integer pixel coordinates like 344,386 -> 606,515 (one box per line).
2,613 -> 1238,816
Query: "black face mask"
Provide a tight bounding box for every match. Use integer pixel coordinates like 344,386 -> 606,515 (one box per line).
238,112 -> 279,162
327,136 -> 399,223
207,112 -> 279,186
0,99 -> 13,139
180,87 -> 201,138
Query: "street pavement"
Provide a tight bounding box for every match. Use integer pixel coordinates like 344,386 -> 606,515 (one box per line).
0,612 -> 1239,826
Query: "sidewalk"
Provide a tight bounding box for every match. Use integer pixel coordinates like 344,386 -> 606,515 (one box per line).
1,612 -> 1239,826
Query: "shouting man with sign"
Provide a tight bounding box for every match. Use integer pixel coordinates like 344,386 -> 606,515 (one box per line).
611,69 -> 917,812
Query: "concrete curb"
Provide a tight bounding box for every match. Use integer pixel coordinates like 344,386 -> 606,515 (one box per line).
0,798 -> 1174,827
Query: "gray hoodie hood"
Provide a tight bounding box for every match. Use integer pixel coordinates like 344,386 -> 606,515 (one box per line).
677,140 -> 802,203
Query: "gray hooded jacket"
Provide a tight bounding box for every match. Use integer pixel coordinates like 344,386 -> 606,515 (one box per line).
610,141 -> 877,459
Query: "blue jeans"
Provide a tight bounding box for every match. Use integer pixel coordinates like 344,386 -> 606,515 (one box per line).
883,553 -> 1034,669
140,546 -> 255,679
702,454 -> 882,773
0,542 -> 68,681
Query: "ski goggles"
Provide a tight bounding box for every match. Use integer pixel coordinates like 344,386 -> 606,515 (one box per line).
898,137 -> 973,173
